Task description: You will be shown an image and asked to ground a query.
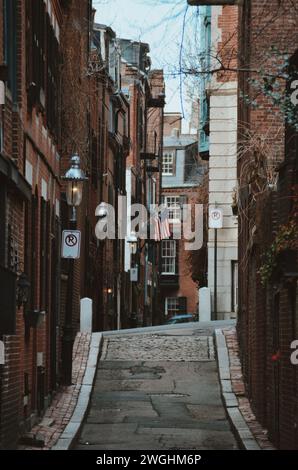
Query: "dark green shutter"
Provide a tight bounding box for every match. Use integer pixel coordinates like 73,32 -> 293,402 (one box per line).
175,240 -> 179,275
0,265 -> 17,334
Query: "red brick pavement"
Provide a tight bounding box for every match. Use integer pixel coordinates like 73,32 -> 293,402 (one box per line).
223,328 -> 275,450
18,333 -> 91,450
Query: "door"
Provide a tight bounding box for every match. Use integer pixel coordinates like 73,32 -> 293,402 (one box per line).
272,292 -> 280,447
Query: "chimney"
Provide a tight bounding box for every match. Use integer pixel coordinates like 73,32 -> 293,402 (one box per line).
172,128 -> 180,138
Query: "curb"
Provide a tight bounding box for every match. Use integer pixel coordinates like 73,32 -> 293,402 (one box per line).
51,332 -> 104,450
214,329 -> 261,451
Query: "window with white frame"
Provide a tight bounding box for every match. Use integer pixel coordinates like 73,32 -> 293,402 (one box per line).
161,240 -> 176,274
162,151 -> 175,176
163,195 -> 181,222
165,297 -> 179,317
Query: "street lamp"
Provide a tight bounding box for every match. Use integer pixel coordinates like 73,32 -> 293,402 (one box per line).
127,231 -> 138,255
61,153 -> 87,385
63,153 -> 88,222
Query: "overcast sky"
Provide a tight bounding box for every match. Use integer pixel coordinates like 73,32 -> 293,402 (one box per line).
93,0 -> 198,132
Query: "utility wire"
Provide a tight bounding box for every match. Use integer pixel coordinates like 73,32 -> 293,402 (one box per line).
179,5 -> 189,119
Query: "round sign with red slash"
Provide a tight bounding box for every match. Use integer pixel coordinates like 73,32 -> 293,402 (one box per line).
62,230 -> 81,259
209,208 -> 223,229
65,234 -> 78,247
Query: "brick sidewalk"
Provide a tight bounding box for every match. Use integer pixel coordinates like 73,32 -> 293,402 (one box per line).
223,327 -> 275,450
18,332 -> 91,450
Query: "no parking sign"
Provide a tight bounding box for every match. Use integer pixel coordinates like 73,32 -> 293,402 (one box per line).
61,230 -> 81,259
209,208 -> 223,229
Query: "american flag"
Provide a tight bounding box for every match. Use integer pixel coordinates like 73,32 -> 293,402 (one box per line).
153,212 -> 161,242
160,207 -> 171,239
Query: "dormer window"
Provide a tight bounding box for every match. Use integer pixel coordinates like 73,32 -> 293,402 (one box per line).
162,151 -> 176,176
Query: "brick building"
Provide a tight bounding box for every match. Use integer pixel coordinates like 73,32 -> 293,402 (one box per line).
160,115 -> 206,320
91,24 -> 130,332
188,1 -> 239,320
189,0 -> 298,448
0,0 -> 129,448
0,1 -> 165,448
236,0 -> 298,449
119,39 -> 165,328
0,0 -> 64,448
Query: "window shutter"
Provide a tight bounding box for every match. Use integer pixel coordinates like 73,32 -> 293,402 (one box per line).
172,151 -> 176,176
180,195 -> 188,221
175,240 -> 179,275
0,265 -> 17,334
178,296 -> 187,315
0,183 -> 6,266
40,198 -> 47,310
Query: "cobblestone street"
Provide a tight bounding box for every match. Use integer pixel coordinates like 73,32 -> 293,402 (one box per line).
75,323 -> 238,450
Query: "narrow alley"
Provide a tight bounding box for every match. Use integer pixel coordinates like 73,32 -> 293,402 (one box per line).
75,322 -> 238,450
0,0 -> 297,458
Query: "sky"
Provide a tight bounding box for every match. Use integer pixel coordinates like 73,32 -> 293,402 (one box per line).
93,0 -> 199,132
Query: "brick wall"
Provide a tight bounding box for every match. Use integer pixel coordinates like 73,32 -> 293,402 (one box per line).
237,0 -> 298,449
160,187 -> 202,318
163,113 -> 182,137
0,0 -> 64,448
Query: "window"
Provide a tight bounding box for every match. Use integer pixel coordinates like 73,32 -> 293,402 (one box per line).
109,98 -> 116,133
162,195 -> 181,222
45,14 -> 59,135
26,1 -> 59,136
0,182 -> 6,266
4,0 -> 17,101
162,240 -> 176,274
165,297 -> 179,317
162,152 -> 175,176
165,296 -> 187,317
199,7 -> 211,154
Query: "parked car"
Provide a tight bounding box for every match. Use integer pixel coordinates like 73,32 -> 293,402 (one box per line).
165,314 -> 195,325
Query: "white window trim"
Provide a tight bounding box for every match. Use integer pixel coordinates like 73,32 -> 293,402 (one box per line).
161,240 -> 176,275
165,297 -> 180,317
163,195 -> 181,224
162,151 -> 175,176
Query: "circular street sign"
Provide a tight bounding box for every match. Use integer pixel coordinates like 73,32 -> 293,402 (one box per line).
65,234 -> 78,247
211,210 -> 221,220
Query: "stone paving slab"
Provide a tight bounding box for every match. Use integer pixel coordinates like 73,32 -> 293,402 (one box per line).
75,326 -> 238,450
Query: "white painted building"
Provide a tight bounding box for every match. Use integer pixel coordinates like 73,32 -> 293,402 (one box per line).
197,4 -> 238,319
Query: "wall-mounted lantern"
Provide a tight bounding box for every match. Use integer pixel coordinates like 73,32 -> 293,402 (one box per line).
127,231 -> 138,255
